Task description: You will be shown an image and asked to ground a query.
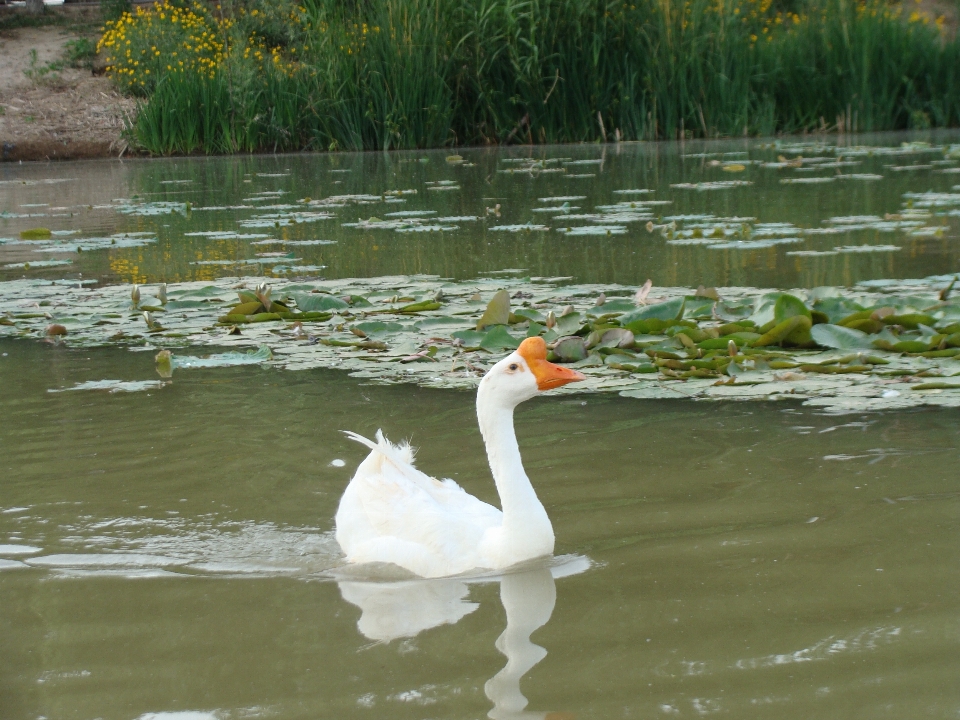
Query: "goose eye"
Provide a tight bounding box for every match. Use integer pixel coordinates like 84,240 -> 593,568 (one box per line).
508,363 -> 519,372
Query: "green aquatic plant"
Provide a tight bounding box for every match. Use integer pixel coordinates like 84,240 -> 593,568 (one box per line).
155,345 -> 273,377
19,228 -> 52,240
113,0 -> 960,154
49,379 -> 169,393
4,274 -> 960,413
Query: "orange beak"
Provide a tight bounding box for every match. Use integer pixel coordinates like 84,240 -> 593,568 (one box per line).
517,337 -> 586,391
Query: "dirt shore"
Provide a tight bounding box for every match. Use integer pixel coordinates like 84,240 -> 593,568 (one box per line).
0,12 -> 134,162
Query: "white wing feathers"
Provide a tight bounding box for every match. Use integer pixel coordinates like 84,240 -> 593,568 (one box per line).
339,430 -> 502,564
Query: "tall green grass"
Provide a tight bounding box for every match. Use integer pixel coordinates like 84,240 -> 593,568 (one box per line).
129,0 -> 960,154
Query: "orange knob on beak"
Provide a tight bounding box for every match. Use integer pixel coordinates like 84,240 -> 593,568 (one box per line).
517,337 -> 587,391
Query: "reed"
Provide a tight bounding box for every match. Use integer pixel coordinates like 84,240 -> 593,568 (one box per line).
111,0 -> 960,154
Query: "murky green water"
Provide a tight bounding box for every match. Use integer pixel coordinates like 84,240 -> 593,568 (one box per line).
3,131 -> 960,289
2,134 -> 960,719
2,338 -> 960,719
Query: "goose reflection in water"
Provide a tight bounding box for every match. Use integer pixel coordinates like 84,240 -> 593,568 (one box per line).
337,555 -> 589,720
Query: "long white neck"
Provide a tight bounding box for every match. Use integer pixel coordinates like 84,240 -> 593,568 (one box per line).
476,385 -> 554,558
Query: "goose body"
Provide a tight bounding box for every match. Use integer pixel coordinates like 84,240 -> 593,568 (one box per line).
335,337 -> 584,578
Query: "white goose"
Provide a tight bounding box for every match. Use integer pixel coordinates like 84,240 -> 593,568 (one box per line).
336,336 -> 585,578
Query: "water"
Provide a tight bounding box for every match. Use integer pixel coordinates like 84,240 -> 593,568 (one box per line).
2,338 -> 959,719
2,134 -> 960,719
2,131 -> 960,289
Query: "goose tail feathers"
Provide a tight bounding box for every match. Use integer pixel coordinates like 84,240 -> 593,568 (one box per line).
343,429 -> 417,467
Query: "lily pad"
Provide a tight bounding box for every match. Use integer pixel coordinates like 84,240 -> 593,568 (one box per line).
477,290 -> 511,330
556,225 -> 627,236
592,298 -> 637,314
753,315 -> 813,347
488,224 -> 549,233
811,324 -> 874,350
670,181 -> 753,190
3,260 -> 73,270
49,380 -> 167,393
480,325 -> 521,351
619,298 -> 685,333
19,228 -> 52,240
451,329 -> 487,349
7,271 -> 960,414
774,294 -> 812,324
292,292 -> 350,312
551,336 -> 588,362
597,328 -> 635,348
165,345 -> 273,371
353,321 -> 405,336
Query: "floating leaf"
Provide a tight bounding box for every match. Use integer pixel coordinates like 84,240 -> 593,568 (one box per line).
19,228 -> 52,240
292,292 -> 349,312
551,336 -> 588,362
164,346 -> 274,371
512,307 -> 547,324
556,225 -> 627,236
395,300 -> 442,314
415,316 -> 468,331
598,328 -> 635,348
835,244 -> 901,253
554,310 -> 583,335
619,298 -> 685,333
230,301 -> 264,316
714,300 -> 752,321
480,325 -> 521,351
774,294 -> 812,324
451,329 -> 486,349
352,321 -> 405,337
810,324 -> 874,350
912,382 -> 960,390
489,223 -> 549,233
8,271 -> 960,414
670,181 -> 753,190
891,338 -> 937,353
813,296 -> 866,324
3,260 -> 73,270
683,297 -> 717,319
477,290 -> 511,330
592,298 -> 636,313
50,380 -> 167,393
753,315 -> 812,347
882,313 -> 936,329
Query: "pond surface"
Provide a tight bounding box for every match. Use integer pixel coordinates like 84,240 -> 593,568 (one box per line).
2,131 -> 960,289
2,339 -> 959,719
1,134 -> 959,720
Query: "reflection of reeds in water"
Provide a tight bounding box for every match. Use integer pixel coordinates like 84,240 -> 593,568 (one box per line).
124,0 -> 960,154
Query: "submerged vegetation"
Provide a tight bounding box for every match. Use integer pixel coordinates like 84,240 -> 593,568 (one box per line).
96,0 -> 960,154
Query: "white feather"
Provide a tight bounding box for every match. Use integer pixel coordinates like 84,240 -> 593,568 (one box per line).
335,346 -> 567,578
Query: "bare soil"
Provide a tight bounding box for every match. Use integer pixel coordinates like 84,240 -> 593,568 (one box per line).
0,21 -> 134,161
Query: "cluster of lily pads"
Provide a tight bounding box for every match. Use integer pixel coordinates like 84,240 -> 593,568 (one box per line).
653,208 -> 947,252
3,272 -> 960,413
3,140 -> 960,285
1,229 -> 160,271
653,173 -> 957,252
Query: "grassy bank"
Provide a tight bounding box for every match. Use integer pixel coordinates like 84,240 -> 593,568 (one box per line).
98,0 -> 960,154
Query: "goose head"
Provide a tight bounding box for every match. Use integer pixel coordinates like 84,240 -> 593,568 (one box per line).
479,337 -> 585,409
